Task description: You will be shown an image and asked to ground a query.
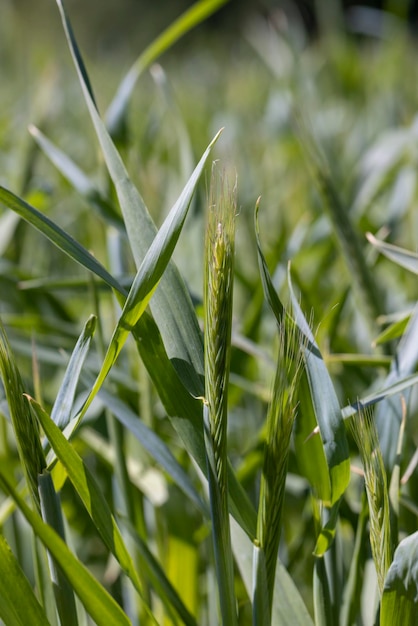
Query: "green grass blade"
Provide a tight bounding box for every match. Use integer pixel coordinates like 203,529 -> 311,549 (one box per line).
340,498 -> 368,626
254,199 -> 285,324
32,395 -> 195,625
313,557 -> 334,626
29,125 -> 124,232
38,471 -> 78,626
76,131 -> 220,424
131,313 -> 257,538
289,273 -> 350,505
341,371 -> 418,419
0,472 -> 132,626
381,531 -> 418,626
295,368 -> 332,502
252,545 -> 271,626
105,0 -> 231,138
373,314 -> 411,346
51,315 -> 96,429
0,319 -> 46,510
56,0 -> 209,399
27,397 -> 160,621
0,534 -> 51,626
367,232 -> 418,275
0,186 -> 125,295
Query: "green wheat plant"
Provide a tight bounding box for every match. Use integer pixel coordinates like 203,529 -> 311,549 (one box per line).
0,1 -> 418,625
254,316 -> 304,624
350,406 -> 393,597
203,165 -> 237,625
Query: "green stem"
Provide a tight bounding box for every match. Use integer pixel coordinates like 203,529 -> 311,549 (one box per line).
38,471 -> 78,626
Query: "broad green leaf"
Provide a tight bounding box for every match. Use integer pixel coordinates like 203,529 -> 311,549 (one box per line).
231,517 -> 314,626
55,0 -> 257,539
75,130 -> 220,425
105,0 -> 231,138
132,312 -> 257,539
381,531 -> 418,626
289,272 -> 350,505
51,315 -> 96,429
0,472 -> 132,626
56,0 -> 206,399
0,534 -> 51,626
31,396 -> 195,626
367,232 -> 418,275
294,366 -> 332,503
255,203 -> 335,504
29,125 -> 124,232
0,185 -> 125,296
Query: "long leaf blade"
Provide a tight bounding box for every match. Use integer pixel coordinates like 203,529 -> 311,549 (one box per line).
77,130 -> 220,423
0,186 -> 125,296
29,125 -> 124,232
51,315 -> 96,429
367,232 -> 418,275
289,272 -> 350,505
33,397 -> 192,624
56,0 -> 207,398
0,472 -> 132,626
381,531 -> 418,626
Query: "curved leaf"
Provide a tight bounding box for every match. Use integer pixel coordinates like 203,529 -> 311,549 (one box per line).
0,185 -> 125,296
51,315 -> 96,429
30,397 -> 197,625
0,472 -> 132,626
289,271 -> 350,505
75,130 -> 220,425
381,531 -> 418,626
367,232 -> 418,275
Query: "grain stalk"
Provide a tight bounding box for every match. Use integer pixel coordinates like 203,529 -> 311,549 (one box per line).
0,319 -> 46,510
255,316 -> 304,621
350,406 -> 392,596
0,318 -> 78,624
203,164 -> 237,626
